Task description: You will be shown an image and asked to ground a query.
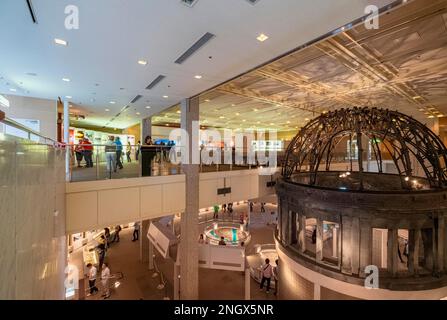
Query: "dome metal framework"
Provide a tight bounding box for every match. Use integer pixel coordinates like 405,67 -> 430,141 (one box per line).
282,107 -> 447,189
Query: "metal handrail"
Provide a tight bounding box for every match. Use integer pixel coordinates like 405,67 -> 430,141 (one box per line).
0,116 -> 62,147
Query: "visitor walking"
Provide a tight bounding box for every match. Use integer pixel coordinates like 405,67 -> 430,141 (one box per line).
135,140 -> 141,161
115,137 -> 124,170
113,225 -> 121,243
249,201 -> 254,213
213,204 -> 219,219
101,263 -> 111,299
126,141 -> 132,163
74,139 -> 84,167
105,136 -> 117,177
273,259 -> 279,296
86,263 -> 98,296
132,221 -> 140,241
260,258 -> 273,293
81,137 -> 94,168
261,202 -> 266,213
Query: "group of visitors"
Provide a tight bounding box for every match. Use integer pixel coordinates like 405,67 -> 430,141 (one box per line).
86,262 -> 112,299
74,137 -> 94,168
259,258 -> 279,295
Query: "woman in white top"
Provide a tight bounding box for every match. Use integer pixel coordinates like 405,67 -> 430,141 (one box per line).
101,263 -> 111,299
260,258 -> 273,293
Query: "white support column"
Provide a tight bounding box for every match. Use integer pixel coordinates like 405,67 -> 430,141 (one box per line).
63,100 -> 70,181
179,97 -> 200,300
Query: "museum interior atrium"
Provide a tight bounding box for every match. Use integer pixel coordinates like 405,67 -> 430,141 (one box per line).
1,0 -> 447,303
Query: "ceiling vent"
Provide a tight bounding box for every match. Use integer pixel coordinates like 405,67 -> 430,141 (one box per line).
131,95 -> 142,104
145,75 -> 166,90
181,0 -> 199,7
175,32 -> 215,64
26,0 -> 38,23
245,0 -> 260,5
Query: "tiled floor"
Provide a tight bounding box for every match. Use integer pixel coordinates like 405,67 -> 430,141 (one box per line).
84,202 -> 278,300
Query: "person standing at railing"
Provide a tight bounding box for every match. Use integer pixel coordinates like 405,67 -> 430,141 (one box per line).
135,140 -> 141,161
105,136 -> 117,176
126,141 -> 132,163
74,139 -> 84,168
115,137 -> 124,170
81,137 -> 94,168
141,136 -> 156,176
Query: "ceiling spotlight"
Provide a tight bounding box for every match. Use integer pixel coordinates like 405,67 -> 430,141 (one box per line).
9,88 -> 17,92
256,33 -> 269,42
231,104 -> 236,107
146,106 -> 151,109
54,38 -> 68,46
235,113 -> 240,116
437,114 -> 444,118
138,60 -> 148,65
428,115 -> 435,118
305,118 -> 310,121
242,119 -> 246,122
163,95 -> 169,98
136,112 -> 141,115
109,101 -> 116,104
219,116 -> 225,119
105,108 -> 110,112
253,108 -> 259,112
204,99 -> 210,102
62,78 -> 71,82
65,95 -> 72,99
194,75 -> 202,79
176,110 -> 181,114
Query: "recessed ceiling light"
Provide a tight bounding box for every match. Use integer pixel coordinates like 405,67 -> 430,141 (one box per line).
204,99 -> 210,102
231,104 -> 236,107
163,95 -> 169,99
428,115 -> 435,118
235,113 -> 240,116
165,124 -> 169,126
138,60 -> 148,65
105,108 -> 110,112
194,75 -> 202,79
65,95 -> 72,99
219,116 -> 225,119
242,119 -> 246,122
136,112 -> 141,115
287,121 -> 290,124
146,106 -> 151,109
54,38 -> 68,46
253,108 -> 259,112
305,118 -> 310,121
176,110 -> 181,114
257,121 -> 260,124
62,78 -> 70,82
256,33 -> 269,42
109,101 -> 116,104
9,88 -> 17,92
270,123 -> 274,125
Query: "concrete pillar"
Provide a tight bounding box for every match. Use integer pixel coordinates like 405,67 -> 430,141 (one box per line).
408,228 -> 420,275
316,218 -> 324,262
387,228 -> 398,276
332,225 -> 338,259
359,221 -> 372,277
436,215 -> 444,273
351,217 -> 360,275
63,100 -> 70,181
313,283 -> 321,300
179,97 -> 200,299
140,220 -> 149,263
141,117 -> 152,142
298,213 -> 306,253
341,216 -> 353,274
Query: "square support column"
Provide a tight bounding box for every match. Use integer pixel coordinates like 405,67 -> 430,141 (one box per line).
341,216 -> 353,275
316,218 -> 324,262
359,220 -> 372,277
179,97 -> 200,300
408,228 -> 420,275
141,117 -> 152,143
387,228 -> 398,276
298,213 -> 306,253
140,220 -> 150,263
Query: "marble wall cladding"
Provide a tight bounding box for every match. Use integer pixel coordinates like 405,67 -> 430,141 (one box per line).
0,137 -> 66,300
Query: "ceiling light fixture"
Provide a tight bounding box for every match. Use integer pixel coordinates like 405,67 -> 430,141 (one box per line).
62,78 -> 71,82
9,88 -> 17,92
253,108 -> 258,112
105,108 -> 110,112
146,106 -> 151,109
138,60 -> 148,65
109,101 -> 116,104
136,112 -> 141,115
54,38 -> 68,46
163,95 -> 169,98
194,75 -> 202,79
65,95 -> 72,99
257,33 -> 269,42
